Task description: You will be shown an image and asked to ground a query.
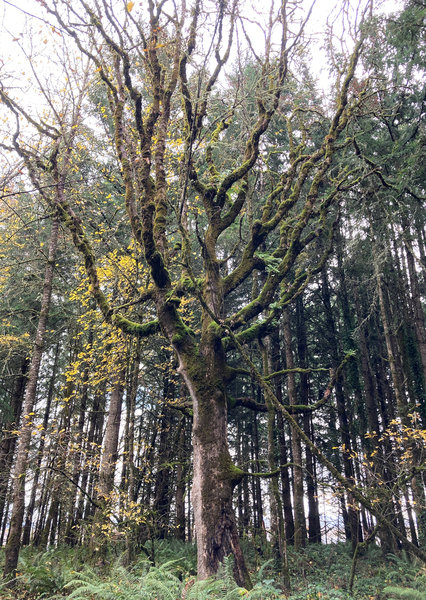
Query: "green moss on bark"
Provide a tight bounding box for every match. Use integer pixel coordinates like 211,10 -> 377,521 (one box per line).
219,452 -> 244,487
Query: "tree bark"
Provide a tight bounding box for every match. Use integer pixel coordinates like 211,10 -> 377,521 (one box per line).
321,270 -> 360,548
98,368 -> 125,501
175,419 -> 187,541
176,325 -> 251,589
282,308 -> 307,550
296,297 -> 322,544
373,242 -> 426,548
22,340 -> 60,546
3,216 -> 60,580
0,356 -> 29,536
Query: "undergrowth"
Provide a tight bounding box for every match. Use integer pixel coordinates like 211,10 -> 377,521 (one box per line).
0,541 -> 424,599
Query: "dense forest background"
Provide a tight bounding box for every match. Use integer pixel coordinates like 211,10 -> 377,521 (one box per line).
0,0 -> 424,597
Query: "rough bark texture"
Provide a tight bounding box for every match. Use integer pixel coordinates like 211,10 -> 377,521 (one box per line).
178,332 -> 251,589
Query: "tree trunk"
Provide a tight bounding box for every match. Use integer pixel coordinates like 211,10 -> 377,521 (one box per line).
251,410 -> 265,539
277,411 -> 295,545
175,419 -> 187,541
176,327 -> 251,589
296,297 -> 322,544
3,216 -> 60,580
0,356 -> 29,536
321,270 -> 360,548
282,308 -> 307,550
98,368 -> 125,500
22,342 -> 60,546
373,243 -> 426,547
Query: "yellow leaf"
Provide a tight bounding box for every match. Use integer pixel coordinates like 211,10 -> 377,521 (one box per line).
126,1 -> 134,11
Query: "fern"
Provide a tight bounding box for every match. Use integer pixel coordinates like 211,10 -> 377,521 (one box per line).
254,558 -> 275,584
383,586 -> 426,600
244,580 -> 284,599
60,560 -> 183,600
184,573 -> 283,600
185,577 -> 228,599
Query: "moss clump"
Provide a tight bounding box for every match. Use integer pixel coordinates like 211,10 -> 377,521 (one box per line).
219,452 -> 244,487
171,320 -> 196,347
111,314 -> 159,337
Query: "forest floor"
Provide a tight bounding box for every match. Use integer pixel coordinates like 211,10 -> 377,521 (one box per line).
0,539 -> 425,599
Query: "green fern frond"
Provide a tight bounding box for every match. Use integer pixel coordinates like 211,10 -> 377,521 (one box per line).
383,586 -> 426,600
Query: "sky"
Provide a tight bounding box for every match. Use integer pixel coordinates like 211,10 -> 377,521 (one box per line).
1,0 -> 403,64
0,0 -> 403,130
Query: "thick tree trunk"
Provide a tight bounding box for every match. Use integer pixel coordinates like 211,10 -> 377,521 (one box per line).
176,330 -> 251,589
3,217 -> 59,580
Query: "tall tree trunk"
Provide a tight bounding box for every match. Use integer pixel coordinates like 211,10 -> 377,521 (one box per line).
0,356 -> 29,536
296,297 -> 322,544
3,216 -> 60,580
175,419 -> 187,541
189,394 -> 249,585
98,368 -> 125,501
175,322 -> 251,589
282,308 -> 307,550
373,242 -> 426,547
263,338 -> 290,591
22,340 -> 60,545
321,270 -> 359,548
